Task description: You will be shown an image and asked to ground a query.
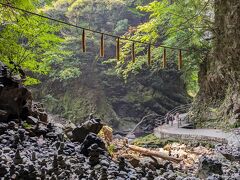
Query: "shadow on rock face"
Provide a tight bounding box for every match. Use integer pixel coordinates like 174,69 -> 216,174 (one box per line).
0,62 -> 48,123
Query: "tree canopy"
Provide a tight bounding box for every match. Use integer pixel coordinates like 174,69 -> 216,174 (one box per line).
0,0 -> 66,85
109,0 -> 214,95
1,0 -> 214,93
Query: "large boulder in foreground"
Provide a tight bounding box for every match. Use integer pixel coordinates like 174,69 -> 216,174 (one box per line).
0,62 -> 48,122
72,118 -> 103,142
0,63 -> 31,121
0,85 -> 32,120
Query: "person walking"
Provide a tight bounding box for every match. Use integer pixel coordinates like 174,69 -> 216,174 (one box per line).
175,113 -> 181,127
165,112 -> 170,124
170,114 -> 174,126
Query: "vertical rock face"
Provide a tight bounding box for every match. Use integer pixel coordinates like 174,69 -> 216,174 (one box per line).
35,63 -> 190,130
192,0 -> 240,128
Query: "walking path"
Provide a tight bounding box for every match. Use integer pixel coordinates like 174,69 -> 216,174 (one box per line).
154,119 -> 240,147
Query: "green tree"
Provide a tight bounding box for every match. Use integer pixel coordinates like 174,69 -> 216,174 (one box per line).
0,0 -> 66,85
110,0 -> 213,96
41,0 -> 143,81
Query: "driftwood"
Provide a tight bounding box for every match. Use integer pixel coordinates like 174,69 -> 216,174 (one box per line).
126,144 -> 182,163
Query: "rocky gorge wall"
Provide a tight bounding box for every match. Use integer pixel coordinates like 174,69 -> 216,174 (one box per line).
34,60 -> 191,131
190,0 -> 240,129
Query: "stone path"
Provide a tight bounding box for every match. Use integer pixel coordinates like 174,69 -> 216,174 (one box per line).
154,119 -> 240,147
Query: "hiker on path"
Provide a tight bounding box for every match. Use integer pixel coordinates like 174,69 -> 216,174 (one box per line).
170,114 -> 174,126
165,112 -> 170,124
175,112 -> 181,127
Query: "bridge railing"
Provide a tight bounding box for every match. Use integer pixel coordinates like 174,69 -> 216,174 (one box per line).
155,103 -> 192,128
129,103 -> 192,135
129,113 -> 164,135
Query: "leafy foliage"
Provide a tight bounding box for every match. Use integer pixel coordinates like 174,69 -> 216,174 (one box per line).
0,0 -> 212,93
109,0 -> 214,95
40,0 -> 145,82
0,0 -> 66,85
58,67 -> 81,81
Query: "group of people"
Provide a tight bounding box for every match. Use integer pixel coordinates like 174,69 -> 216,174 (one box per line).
164,112 -> 181,126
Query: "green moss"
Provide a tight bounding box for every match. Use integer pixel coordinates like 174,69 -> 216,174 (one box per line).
107,144 -> 116,156
142,90 -> 155,102
209,107 -> 218,113
23,122 -> 32,129
132,134 -> 176,148
125,92 -> 139,103
124,88 -> 154,103
41,85 -> 121,126
133,134 -> 215,148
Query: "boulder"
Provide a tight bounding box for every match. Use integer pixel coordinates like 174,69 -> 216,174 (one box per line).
100,125 -> 113,143
72,118 -> 103,142
0,164 -> 7,177
0,110 -> 8,122
39,112 -> 48,123
198,156 -> 223,179
0,123 -> 8,135
34,124 -> 49,137
26,116 -> 38,125
0,62 -> 48,123
139,157 -> 161,169
0,63 -> 33,121
125,155 -> 140,168
0,84 -> 32,119
30,102 -> 48,123
79,133 -> 106,156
